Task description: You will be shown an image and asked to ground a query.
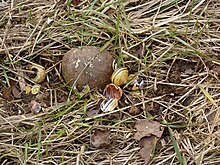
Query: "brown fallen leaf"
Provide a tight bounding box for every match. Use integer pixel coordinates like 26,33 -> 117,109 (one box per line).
18,71 -> 26,91
134,119 -> 163,140
2,80 -> 21,100
137,44 -> 146,59
91,129 -> 110,148
144,102 -> 160,112
139,136 -> 157,164
212,65 -> 220,75
129,104 -> 141,115
73,0 -> 80,6
12,85 -> 21,99
86,109 -> 99,116
2,86 -> 12,101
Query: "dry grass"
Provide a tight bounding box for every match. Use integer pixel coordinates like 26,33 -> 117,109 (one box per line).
1,0 -> 220,164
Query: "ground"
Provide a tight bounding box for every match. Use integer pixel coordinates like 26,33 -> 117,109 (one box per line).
1,0 -> 220,164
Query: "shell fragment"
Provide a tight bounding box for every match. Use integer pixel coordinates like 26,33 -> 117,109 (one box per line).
100,98 -> 118,112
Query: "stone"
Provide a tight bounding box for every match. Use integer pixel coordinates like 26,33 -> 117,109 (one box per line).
62,46 -> 114,90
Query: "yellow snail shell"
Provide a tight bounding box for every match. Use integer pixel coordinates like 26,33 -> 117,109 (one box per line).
31,84 -> 41,95
111,67 -> 128,86
29,64 -> 46,83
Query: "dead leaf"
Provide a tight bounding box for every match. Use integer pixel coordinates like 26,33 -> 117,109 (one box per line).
18,71 -> 26,91
139,136 -> 157,164
134,119 -> 163,164
206,109 -> 220,126
2,86 -> 12,101
137,43 -> 146,58
91,129 -> 110,148
134,119 -> 163,140
144,102 -> 160,112
2,80 -> 22,100
10,80 -> 21,98
86,109 -> 99,116
12,85 -> 21,98
129,104 -> 140,115
212,65 -> 220,75
73,0 -> 80,6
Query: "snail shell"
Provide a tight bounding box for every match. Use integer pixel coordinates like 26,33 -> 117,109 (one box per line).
111,67 -> 128,86
127,74 -> 146,91
100,98 -> 118,112
31,84 -> 41,95
103,83 -> 123,100
29,64 -> 46,83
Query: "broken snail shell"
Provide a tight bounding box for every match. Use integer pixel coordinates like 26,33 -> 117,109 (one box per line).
30,100 -> 42,114
111,67 -> 129,86
29,64 -> 46,83
127,74 -> 145,91
101,83 -> 122,112
100,98 -> 118,112
103,83 -> 123,100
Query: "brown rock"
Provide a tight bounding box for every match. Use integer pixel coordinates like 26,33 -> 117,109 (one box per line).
62,46 -> 114,90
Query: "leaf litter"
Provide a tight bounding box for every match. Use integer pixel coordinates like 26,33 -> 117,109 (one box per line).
139,136 -> 158,164
134,119 -> 164,164
91,129 -> 111,148
2,80 -> 21,101
134,119 -> 163,140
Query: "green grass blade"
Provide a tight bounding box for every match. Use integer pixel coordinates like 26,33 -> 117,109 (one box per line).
36,129 -> 42,165
100,36 -> 115,52
168,126 -> 184,165
24,143 -> 28,165
84,0 -> 98,16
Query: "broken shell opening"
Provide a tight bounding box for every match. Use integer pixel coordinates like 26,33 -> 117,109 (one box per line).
29,64 -> 46,83
103,83 -> 123,100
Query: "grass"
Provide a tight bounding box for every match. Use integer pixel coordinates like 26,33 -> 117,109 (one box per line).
1,0 -> 220,164
168,126 -> 185,165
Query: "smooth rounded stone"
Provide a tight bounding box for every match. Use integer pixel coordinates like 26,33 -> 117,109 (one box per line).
62,46 -> 114,90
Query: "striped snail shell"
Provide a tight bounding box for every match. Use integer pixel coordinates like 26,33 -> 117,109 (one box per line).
100,98 -> 118,112
111,67 -> 128,86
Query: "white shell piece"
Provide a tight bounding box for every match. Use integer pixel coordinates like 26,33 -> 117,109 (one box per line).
100,98 -> 118,112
